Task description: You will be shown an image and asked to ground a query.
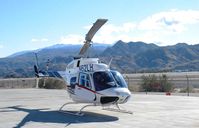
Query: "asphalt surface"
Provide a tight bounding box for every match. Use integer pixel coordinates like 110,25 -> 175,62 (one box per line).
0,89 -> 199,128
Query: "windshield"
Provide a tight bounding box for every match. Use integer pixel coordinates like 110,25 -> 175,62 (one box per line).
93,71 -> 116,91
111,71 -> 128,88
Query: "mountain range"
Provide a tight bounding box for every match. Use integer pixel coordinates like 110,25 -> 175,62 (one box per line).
0,41 -> 199,78
0,43 -> 110,78
101,41 -> 199,73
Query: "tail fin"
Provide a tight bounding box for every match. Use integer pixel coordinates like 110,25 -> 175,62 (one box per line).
34,65 -> 39,77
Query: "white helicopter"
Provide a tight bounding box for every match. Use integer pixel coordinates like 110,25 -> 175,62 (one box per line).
34,19 -> 132,115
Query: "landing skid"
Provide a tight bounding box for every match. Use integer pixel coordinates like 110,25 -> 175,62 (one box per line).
102,104 -> 133,114
59,102 -> 96,116
59,102 -> 132,116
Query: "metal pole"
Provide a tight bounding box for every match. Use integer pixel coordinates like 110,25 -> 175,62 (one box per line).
186,74 -> 189,96
126,75 -> 130,87
36,78 -> 39,88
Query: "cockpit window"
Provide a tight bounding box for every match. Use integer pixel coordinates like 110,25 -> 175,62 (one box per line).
93,71 -> 116,91
111,71 -> 128,88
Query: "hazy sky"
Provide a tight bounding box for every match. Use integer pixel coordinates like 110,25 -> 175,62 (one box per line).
0,0 -> 199,57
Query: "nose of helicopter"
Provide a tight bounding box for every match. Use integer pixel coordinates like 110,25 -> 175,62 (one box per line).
100,87 -> 131,104
115,88 -> 131,104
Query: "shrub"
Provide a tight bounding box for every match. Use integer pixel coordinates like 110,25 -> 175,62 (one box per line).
179,85 -> 194,93
39,77 -> 66,89
159,74 -> 173,92
140,74 -> 173,92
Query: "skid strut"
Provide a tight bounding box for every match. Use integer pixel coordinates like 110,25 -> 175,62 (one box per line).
59,102 -> 96,116
102,103 -> 133,114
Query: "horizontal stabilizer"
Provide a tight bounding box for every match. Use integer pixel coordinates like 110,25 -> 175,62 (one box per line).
34,65 -> 64,79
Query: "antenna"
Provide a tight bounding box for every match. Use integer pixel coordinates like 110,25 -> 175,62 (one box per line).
46,59 -> 50,71
108,58 -> 113,68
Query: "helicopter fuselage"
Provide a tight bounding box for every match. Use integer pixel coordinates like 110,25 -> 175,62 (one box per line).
65,58 -> 131,106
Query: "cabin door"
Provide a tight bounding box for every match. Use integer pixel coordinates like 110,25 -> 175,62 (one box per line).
75,72 -> 96,102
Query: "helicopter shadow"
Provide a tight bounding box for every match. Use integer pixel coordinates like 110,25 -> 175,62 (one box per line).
0,105 -> 119,127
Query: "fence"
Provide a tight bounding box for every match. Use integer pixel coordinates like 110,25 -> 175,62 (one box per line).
0,72 -> 199,93
0,78 -> 37,89
123,72 -> 199,93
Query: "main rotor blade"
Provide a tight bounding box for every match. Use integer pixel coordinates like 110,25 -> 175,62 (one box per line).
78,42 -> 91,56
79,19 -> 108,55
85,19 -> 108,42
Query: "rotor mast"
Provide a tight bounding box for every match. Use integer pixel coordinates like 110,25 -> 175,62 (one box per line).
78,19 -> 108,56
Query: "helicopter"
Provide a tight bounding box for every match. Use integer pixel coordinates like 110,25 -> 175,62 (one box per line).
34,19 -> 132,116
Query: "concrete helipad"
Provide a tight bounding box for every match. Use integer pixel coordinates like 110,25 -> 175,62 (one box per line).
0,89 -> 199,128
